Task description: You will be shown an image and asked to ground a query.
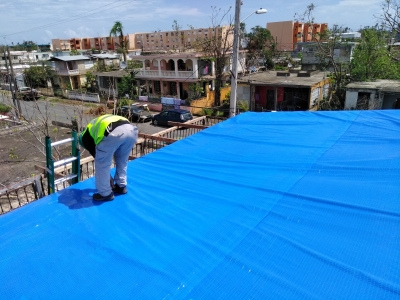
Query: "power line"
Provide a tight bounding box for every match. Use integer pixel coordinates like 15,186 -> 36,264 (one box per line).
1,0 -> 137,38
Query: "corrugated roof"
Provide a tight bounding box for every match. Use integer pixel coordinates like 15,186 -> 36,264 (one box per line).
48,55 -> 90,62
346,80 -> 400,92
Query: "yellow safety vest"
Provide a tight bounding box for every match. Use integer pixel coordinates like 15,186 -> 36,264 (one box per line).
85,114 -> 129,145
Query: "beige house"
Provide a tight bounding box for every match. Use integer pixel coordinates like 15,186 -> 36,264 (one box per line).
237,70 -> 331,111
95,50 -> 246,102
49,56 -> 94,89
130,26 -> 232,52
51,37 -> 122,52
51,26 -> 233,54
267,21 -> 328,51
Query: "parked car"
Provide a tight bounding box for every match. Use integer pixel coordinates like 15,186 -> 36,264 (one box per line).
116,103 -> 155,122
152,109 -> 193,126
17,87 -> 42,101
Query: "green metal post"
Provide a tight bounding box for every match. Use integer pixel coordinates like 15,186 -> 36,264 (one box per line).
45,136 -> 54,195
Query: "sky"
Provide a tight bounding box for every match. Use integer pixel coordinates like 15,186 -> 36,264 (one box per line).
0,0 -> 384,46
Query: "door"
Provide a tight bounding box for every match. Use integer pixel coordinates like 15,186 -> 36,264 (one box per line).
157,111 -> 169,125
267,89 -> 275,110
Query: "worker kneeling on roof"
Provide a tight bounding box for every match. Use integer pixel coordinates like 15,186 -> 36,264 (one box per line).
79,114 -> 138,201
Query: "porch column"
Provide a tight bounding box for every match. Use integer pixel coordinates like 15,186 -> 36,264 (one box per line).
157,59 -> 162,77
146,80 -> 149,95
176,81 -> 180,99
211,61 -> 215,76
137,80 -> 141,96
274,87 -> 278,111
142,61 -> 146,75
250,85 -> 255,111
193,59 -> 199,78
160,80 -> 164,95
174,59 -> 179,78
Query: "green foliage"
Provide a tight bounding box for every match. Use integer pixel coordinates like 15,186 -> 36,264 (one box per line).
127,60 -> 142,70
11,41 -> 38,51
245,26 -> 277,70
118,98 -> 132,106
65,82 -> 72,91
70,49 -> 80,56
82,71 -> 98,93
117,72 -> 137,99
237,100 -> 249,112
350,28 -> 400,81
0,103 -> 12,113
24,64 -> 54,88
188,83 -> 204,100
110,21 -> 127,62
9,148 -> 18,160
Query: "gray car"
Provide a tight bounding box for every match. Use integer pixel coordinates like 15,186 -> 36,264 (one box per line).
116,104 -> 155,122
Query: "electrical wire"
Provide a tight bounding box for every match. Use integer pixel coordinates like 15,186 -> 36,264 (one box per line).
1,0 -> 138,38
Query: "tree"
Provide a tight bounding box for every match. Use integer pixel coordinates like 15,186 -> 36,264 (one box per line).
350,28 -> 400,81
69,49 -> 80,56
380,0 -> 400,35
244,25 -> 277,70
24,64 -> 55,88
118,72 -> 137,99
12,41 -> 38,51
192,6 -> 234,106
295,3 -> 350,110
110,21 -> 127,62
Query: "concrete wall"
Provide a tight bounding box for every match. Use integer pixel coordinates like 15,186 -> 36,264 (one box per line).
267,21 -> 294,51
67,90 -> 100,102
237,85 -> 251,107
345,89 -> 388,110
190,86 -> 231,115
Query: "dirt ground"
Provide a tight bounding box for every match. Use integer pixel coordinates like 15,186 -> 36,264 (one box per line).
0,123 -> 88,188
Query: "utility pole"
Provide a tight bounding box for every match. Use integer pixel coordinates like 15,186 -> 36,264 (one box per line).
7,47 -> 22,118
229,0 -> 242,117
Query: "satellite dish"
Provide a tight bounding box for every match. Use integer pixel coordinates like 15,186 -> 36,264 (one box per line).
288,63 -> 293,68
120,62 -> 127,69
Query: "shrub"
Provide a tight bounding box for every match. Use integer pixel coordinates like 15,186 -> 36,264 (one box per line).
88,105 -> 107,116
0,103 -> 12,114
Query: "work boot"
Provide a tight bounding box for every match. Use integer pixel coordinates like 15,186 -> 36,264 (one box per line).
112,184 -> 128,194
93,192 -> 115,201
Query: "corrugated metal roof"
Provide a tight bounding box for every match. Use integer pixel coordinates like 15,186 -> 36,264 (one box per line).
49,55 -> 90,62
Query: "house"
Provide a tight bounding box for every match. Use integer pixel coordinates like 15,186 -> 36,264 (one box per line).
129,26 -> 232,52
51,26 -> 233,54
96,51 -> 245,101
49,55 -> 94,89
237,70 -> 331,111
94,70 -> 128,98
51,36 -> 122,52
267,20 -> 328,51
345,80 -> 400,110
89,54 -> 120,68
296,42 -> 357,71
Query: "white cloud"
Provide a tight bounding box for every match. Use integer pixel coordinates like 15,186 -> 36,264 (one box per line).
63,26 -> 94,38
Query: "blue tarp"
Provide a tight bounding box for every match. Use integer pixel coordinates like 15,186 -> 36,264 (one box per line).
1,111 -> 400,299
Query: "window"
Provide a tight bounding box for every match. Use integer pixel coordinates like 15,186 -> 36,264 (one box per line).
357,92 -> 370,109
153,81 -> 161,93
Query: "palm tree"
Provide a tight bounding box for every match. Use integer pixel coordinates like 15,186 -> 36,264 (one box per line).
110,21 -> 127,62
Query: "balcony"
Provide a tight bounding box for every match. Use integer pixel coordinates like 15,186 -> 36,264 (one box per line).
55,69 -> 80,76
134,69 -> 198,79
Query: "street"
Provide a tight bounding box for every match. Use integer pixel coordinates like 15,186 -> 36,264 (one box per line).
0,91 -> 163,135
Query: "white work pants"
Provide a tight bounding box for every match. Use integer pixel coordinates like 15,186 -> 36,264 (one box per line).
95,124 -> 138,196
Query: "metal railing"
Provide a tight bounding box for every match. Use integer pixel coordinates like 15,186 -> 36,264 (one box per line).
0,116 -> 227,215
